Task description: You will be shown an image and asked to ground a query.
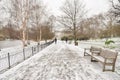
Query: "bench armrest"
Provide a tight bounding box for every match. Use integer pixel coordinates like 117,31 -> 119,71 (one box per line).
105,57 -> 115,59
104,57 -> 116,64
91,51 -> 101,56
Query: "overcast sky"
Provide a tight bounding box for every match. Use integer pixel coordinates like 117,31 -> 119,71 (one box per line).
42,0 -> 111,17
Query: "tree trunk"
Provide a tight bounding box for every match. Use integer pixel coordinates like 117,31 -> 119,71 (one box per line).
73,22 -> 77,45
39,26 -> 42,44
22,29 -> 26,47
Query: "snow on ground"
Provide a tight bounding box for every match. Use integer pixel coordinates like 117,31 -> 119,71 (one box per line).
0,41 -> 120,80
0,41 -> 46,56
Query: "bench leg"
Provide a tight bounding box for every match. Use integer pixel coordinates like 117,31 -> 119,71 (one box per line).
91,57 -> 94,62
84,49 -> 89,56
91,57 -> 98,62
91,60 -> 98,62
91,56 -> 93,61
84,50 -> 88,56
84,49 -> 86,56
84,52 -> 89,56
103,63 -> 106,72
112,64 -> 115,72
84,52 -> 86,56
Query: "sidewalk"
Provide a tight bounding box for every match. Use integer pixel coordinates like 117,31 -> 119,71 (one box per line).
0,41 -> 119,80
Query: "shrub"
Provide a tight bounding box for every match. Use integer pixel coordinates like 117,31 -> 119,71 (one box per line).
105,39 -> 115,48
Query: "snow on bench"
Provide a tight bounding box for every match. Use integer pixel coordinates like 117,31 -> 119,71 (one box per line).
84,46 -> 118,72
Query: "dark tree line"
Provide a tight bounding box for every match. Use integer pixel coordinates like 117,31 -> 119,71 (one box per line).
0,22 -> 54,41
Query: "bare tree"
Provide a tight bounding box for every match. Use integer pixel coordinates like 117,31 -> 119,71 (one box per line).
110,0 -> 120,22
29,0 -> 46,44
48,15 -> 56,32
59,0 -> 86,45
41,23 -> 55,42
77,16 -> 101,39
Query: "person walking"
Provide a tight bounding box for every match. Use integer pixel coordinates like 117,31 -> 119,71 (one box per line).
65,37 -> 68,43
54,38 -> 57,44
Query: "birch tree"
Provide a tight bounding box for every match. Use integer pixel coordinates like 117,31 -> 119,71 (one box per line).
7,0 -> 32,47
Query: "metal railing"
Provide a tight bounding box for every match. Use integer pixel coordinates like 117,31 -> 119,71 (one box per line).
0,40 -> 54,74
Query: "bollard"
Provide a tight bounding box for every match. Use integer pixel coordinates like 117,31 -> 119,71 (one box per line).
8,53 -> 11,69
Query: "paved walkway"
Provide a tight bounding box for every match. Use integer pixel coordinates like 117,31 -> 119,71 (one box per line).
0,41 -> 119,80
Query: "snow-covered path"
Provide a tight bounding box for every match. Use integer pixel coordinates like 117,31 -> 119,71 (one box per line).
0,41 -> 119,80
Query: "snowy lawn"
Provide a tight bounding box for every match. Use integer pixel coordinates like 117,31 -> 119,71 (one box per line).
0,41 -> 50,73
0,41 -> 120,80
77,40 -> 120,75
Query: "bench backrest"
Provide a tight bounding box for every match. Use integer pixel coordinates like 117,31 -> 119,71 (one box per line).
90,46 -> 101,52
100,49 -> 107,58
100,49 -> 118,59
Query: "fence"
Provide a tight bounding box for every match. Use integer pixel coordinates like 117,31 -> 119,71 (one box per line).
0,40 -> 54,74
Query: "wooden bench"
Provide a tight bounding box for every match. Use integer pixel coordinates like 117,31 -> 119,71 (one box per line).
84,46 -> 118,72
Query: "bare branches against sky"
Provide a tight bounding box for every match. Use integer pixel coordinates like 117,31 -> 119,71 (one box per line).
42,0 -> 110,17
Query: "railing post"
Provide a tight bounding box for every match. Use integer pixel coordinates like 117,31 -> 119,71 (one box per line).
37,45 -> 39,52
43,44 -> 45,49
8,53 -> 11,69
32,47 -> 34,55
41,45 -> 43,50
23,48 -> 25,60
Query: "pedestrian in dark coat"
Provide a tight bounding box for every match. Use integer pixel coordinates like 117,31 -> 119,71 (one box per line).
54,38 -> 57,44
65,38 -> 68,43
